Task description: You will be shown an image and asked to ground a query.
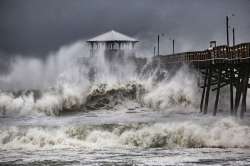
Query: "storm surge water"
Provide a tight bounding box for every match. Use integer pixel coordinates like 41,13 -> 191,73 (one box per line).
1,118 -> 250,150
0,41 -> 196,116
0,41 -> 250,165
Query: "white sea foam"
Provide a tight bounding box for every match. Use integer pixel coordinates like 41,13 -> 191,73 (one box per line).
0,40 -> 249,156
1,118 -> 250,150
0,41 -> 146,116
142,66 -> 199,111
0,37 -> 247,119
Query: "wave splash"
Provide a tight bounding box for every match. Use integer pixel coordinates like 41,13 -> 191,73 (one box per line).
0,81 -> 145,116
0,83 -> 88,116
0,71 -> 197,116
0,41 -> 199,116
1,118 -> 250,149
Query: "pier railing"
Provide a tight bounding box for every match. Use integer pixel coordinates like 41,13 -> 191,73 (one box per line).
156,42 -> 250,67
153,42 -> 250,118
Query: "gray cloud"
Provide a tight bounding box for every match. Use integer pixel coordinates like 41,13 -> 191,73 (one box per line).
0,0 -> 250,56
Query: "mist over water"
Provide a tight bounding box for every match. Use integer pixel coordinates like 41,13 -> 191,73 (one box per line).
0,41 -> 250,165
0,40 -> 195,116
0,41 -> 88,90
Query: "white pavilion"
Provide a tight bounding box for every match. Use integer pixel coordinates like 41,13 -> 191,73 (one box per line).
86,30 -> 139,60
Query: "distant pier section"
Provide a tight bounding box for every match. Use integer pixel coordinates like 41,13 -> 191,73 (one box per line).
85,30 -> 250,118
155,42 -> 250,118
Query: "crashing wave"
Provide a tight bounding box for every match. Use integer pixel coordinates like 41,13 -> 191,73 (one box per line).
142,66 -> 199,111
0,70 -> 199,116
0,81 -> 146,116
0,83 -> 87,116
1,118 -> 250,149
85,82 -> 145,110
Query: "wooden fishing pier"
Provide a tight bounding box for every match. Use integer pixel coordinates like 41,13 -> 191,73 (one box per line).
154,42 -> 250,118
86,29 -> 250,118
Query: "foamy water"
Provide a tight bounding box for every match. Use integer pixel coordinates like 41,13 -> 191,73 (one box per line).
0,41 -> 250,165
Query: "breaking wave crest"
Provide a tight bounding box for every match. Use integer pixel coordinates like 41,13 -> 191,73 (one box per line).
0,57 -> 199,116
0,82 -> 145,116
0,75 -> 198,116
142,66 -> 199,111
0,83 -> 88,116
85,82 -> 145,110
1,118 -> 250,149
0,41 -> 201,116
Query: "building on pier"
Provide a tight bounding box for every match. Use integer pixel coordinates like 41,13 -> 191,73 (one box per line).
86,30 -> 139,61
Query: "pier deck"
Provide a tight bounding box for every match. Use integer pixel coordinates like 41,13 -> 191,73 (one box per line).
154,42 -> 250,118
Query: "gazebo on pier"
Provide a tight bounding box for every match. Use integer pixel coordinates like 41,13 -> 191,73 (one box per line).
86,30 -> 139,60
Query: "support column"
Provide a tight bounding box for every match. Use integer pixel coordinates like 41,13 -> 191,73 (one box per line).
230,66 -> 234,115
204,65 -> 212,114
240,65 -> 249,118
200,69 -> 208,113
157,34 -> 160,56
214,67 -> 222,116
234,68 -> 242,116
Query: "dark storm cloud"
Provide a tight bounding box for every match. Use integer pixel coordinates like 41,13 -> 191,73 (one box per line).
0,0 -> 250,56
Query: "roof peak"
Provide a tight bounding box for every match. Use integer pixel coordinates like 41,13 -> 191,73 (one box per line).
87,30 -> 138,42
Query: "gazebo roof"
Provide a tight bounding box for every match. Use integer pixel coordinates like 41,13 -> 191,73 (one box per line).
87,30 -> 139,43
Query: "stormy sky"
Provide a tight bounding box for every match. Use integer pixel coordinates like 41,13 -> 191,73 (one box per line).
0,0 -> 250,57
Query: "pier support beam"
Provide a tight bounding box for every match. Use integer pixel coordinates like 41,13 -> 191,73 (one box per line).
200,69 -> 208,113
240,65 -> 249,118
234,68 -> 242,115
229,67 -> 234,115
213,67 -> 222,116
204,65 -> 212,114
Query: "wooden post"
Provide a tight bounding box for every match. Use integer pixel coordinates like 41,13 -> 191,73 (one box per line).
154,46 -> 156,56
234,78 -> 242,115
240,65 -> 249,118
172,39 -> 175,55
233,28 -> 235,46
213,67 -> 222,116
204,65 -> 212,114
234,67 -> 242,116
230,67 -> 234,115
200,69 -> 208,113
226,16 -> 229,46
157,34 -> 160,56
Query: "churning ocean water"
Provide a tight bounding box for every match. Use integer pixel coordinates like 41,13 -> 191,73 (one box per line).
0,42 -> 250,166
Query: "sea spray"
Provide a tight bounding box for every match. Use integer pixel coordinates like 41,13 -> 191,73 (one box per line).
0,41 -> 148,116
0,40 -> 245,131
0,41 -> 88,90
143,66 -> 200,111
0,65 -> 200,116
85,82 -> 145,110
0,91 -> 36,116
0,82 -> 89,116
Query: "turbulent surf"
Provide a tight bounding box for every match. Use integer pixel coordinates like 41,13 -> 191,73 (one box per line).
0,42 -> 250,165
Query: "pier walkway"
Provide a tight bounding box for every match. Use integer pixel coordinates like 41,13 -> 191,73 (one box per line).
154,42 -> 250,118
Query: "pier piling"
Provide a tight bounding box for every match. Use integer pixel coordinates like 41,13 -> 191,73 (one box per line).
153,42 -> 250,118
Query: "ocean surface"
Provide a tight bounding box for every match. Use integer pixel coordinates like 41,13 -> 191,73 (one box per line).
1,107 -> 250,166
0,45 -> 250,165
